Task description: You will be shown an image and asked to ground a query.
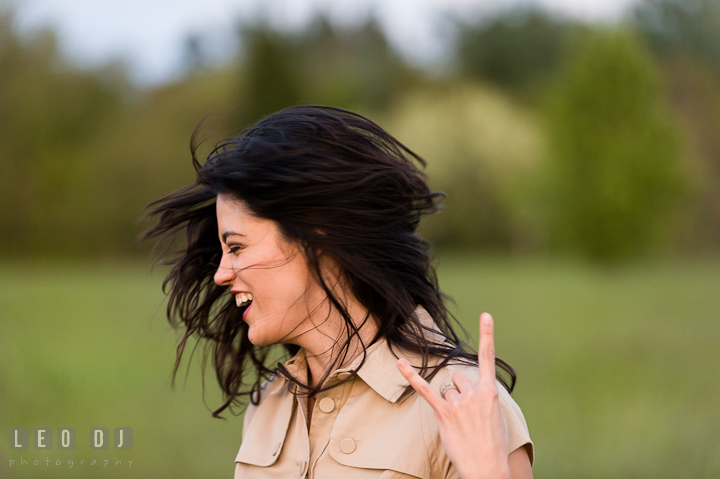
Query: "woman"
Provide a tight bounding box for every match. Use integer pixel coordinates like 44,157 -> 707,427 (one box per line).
142,105 -> 533,478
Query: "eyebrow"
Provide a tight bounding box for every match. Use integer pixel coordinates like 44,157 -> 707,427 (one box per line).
222,231 -> 245,243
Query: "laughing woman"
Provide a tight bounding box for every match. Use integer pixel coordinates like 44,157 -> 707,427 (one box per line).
142,105 -> 533,479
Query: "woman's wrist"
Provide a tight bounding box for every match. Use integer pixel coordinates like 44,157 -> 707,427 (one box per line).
459,463 -> 511,479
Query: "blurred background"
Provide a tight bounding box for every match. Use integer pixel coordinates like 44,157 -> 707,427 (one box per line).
1,0 -> 719,477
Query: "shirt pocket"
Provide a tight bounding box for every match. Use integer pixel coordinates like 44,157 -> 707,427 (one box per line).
235,388 -> 295,468
326,431 -> 433,479
234,407 -> 299,479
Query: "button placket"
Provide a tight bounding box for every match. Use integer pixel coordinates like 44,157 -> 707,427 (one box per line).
309,372 -> 355,476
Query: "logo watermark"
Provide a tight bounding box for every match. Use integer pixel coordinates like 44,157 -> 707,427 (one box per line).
9,456 -> 132,469
7,427 -> 134,471
10,427 -> 132,450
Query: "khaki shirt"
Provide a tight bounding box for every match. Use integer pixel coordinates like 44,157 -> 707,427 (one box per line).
234,308 -> 533,479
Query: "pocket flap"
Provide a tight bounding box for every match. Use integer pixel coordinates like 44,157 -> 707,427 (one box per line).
327,435 -> 432,479
235,387 -> 295,467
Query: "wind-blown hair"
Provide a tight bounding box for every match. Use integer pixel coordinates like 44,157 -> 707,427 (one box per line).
141,105 -> 515,417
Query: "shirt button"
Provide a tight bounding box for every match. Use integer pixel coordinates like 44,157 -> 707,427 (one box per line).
338,372 -> 352,380
318,397 -> 335,413
340,438 -> 356,454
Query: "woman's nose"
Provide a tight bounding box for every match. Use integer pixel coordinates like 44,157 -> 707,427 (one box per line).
213,253 -> 236,286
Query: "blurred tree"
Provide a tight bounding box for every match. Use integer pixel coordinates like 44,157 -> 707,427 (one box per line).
182,34 -> 207,73
384,84 -> 545,251
0,7 -> 428,257
542,30 -> 689,260
75,70 -> 236,256
634,0 -> 720,250
0,9 -> 126,254
296,17 -> 417,111
635,0 -> 720,69
662,58 -> 720,250
229,16 -> 420,129
230,25 -> 302,128
456,9 -> 583,95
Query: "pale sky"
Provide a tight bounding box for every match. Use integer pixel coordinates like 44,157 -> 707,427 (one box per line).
12,0 -> 640,86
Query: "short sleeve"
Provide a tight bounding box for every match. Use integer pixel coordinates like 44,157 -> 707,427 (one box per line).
497,383 -> 534,465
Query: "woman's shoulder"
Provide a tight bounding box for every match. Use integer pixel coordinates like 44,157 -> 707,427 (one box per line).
242,374 -> 288,435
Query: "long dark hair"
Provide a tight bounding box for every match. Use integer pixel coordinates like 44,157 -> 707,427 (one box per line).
141,105 -> 515,417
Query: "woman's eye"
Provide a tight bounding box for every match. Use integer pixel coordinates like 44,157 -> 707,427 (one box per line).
229,246 -> 243,255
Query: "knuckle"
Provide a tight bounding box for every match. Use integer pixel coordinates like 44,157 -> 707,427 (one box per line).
451,370 -> 469,385
417,383 -> 435,398
437,408 -> 451,422
482,346 -> 495,361
479,382 -> 498,399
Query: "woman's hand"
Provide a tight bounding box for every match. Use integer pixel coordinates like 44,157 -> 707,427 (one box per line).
397,313 -> 511,479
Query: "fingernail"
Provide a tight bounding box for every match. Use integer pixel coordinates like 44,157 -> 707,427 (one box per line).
397,359 -> 407,368
482,313 -> 492,325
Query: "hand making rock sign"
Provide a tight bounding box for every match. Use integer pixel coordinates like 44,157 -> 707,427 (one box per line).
397,313 -> 533,479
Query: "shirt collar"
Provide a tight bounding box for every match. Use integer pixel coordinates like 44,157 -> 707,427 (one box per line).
280,306 -> 443,404
352,337 -> 410,403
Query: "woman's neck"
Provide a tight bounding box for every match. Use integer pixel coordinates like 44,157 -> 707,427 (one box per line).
297,299 -> 378,389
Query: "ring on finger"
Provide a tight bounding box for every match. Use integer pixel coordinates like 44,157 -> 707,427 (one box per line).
440,382 -> 458,399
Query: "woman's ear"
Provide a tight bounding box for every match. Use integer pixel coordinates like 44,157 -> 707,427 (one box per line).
312,229 -> 327,257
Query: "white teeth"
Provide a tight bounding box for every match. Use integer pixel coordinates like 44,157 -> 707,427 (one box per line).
235,293 -> 253,308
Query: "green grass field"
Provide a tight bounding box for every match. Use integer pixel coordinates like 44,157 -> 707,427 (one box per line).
1,256 -> 719,478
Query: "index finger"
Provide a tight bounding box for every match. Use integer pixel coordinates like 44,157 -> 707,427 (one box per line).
478,312 -> 496,381
397,358 -> 447,413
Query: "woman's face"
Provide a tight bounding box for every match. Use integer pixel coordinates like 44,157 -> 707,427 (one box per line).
213,194 -> 326,347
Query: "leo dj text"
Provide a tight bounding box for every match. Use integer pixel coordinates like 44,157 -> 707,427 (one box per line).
10,427 -> 133,450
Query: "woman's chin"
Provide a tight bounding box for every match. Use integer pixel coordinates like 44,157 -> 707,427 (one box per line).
247,328 -> 270,347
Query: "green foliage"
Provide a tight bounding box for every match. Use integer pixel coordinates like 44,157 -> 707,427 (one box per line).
383,84 -> 545,251
0,9 -> 427,257
229,17 -> 419,129
634,0 -> 720,249
542,29 -> 690,260
0,7 -> 714,258
661,58 -> 720,249
0,12 -> 127,253
230,26 -> 303,128
456,10 -> 583,94
635,0 -> 720,69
